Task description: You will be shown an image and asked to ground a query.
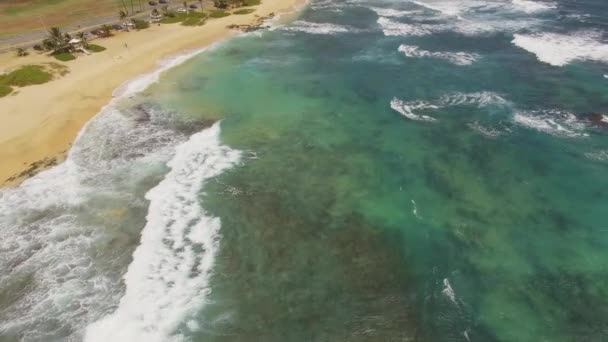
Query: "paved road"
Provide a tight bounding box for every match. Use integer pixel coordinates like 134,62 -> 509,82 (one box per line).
0,3 -> 189,53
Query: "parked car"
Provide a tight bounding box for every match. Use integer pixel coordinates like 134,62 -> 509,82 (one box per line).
176,7 -> 187,13
111,24 -> 123,30
148,1 -> 158,5
189,4 -> 197,8
159,0 -> 168,3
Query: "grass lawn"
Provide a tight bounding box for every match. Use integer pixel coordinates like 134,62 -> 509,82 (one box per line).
242,0 -> 261,5
160,12 -> 206,25
209,10 -> 230,18
0,65 -> 53,87
233,8 -> 256,15
0,64 -> 54,97
0,84 -> 12,98
87,44 -> 106,52
53,52 -> 76,61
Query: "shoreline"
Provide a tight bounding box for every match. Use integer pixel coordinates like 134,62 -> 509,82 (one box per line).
0,0 -> 305,187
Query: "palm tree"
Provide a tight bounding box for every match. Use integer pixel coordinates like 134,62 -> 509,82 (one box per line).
119,10 -> 129,31
46,27 -> 69,53
76,32 -> 89,48
119,0 -> 129,14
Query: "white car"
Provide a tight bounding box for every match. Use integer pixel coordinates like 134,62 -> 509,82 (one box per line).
176,7 -> 187,13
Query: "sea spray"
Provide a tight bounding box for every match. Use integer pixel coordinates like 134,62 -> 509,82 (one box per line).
84,123 -> 241,342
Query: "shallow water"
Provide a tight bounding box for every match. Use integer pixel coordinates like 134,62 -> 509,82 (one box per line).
1,0 -> 608,341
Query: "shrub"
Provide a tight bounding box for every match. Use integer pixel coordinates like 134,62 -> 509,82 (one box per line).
33,44 -> 44,51
88,44 -> 106,52
210,10 -> 230,18
132,19 -> 150,29
233,8 -> 255,14
53,52 -> 76,61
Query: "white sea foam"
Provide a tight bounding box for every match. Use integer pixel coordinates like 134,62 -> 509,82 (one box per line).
370,7 -> 421,18
391,98 -> 439,122
439,91 -> 509,107
377,17 -> 434,36
585,150 -> 608,161
391,92 -> 507,122
398,44 -> 480,65
411,199 -> 422,219
442,278 -> 458,304
281,21 -> 352,35
513,110 -> 589,137
0,41 -> 225,342
467,121 -> 510,138
511,0 -> 556,13
84,123 -> 241,342
512,31 -> 608,66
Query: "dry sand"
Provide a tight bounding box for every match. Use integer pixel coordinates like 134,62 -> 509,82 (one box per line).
0,0 -> 303,186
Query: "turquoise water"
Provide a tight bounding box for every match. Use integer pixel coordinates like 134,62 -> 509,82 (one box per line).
2,0 -> 608,341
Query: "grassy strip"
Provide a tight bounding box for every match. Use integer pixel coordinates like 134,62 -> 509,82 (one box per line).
54,52 -> 76,61
242,0 -> 261,5
160,12 -> 206,24
88,44 -> 106,52
233,8 -> 255,14
0,65 -> 52,87
210,10 -> 230,18
0,85 -> 12,98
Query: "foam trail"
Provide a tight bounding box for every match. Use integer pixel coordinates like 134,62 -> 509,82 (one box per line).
511,0 -> 556,13
512,31 -> 608,66
398,45 -> 480,65
513,110 -> 589,137
280,21 -> 352,35
370,7 -> 421,17
85,123 -> 241,342
391,98 -> 439,122
442,278 -> 458,304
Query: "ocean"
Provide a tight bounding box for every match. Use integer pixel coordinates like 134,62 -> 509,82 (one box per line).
1,0 -> 608,341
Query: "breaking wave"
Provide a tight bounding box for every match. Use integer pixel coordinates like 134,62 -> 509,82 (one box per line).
513,110 -> 589,137
398,44 -> 480,65
84,123 -> 241,342
281,20 -> 353,35
512,31 -> 608,66
391,92 -> 508,122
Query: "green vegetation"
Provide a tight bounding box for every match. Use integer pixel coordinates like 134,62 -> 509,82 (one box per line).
131,19 -> 150,30
182,16 -> 206,26
53,52 -> 76,61
210,10 -> 230,18
159,11 -> 206,25
88,44 -> 107,52
0,85 -> 12,98
233,8 -> 255,14
242,0 -> 261,5
0,65 -> 54,97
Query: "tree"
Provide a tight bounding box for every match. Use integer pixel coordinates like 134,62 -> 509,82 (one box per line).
214,0 -> 228,9
76,32 -> 89,48
119,0 -> 129,14
46,27 -> 70,53
183,1 -> 188,12
119,10 -> 129,31
198,0 -> 203,12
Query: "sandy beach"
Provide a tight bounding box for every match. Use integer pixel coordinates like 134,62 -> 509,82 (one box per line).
0,0 -> 303,187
